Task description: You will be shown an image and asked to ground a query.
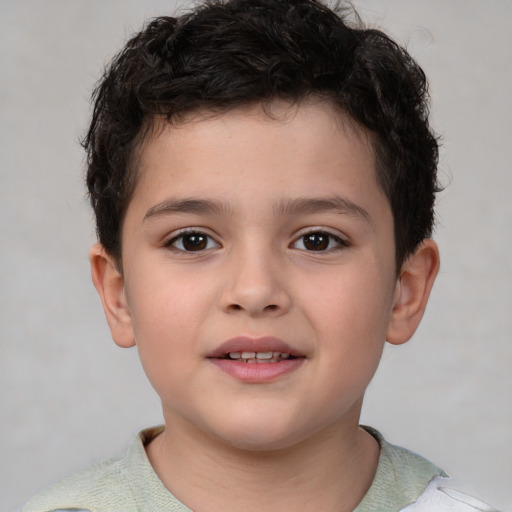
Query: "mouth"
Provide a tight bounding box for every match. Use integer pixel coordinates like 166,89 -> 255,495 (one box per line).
208,337 -> 305,382
208,336 -> 304,360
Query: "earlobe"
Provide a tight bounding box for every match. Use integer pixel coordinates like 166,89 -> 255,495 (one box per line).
386,239 -> 440,345
89,243 -> 136,348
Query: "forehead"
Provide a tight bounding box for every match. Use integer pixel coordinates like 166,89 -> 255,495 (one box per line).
127,100 -> 386,223
137,100 -> 376,184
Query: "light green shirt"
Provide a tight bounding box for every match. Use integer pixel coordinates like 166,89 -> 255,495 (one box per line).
23,426 -> 445,512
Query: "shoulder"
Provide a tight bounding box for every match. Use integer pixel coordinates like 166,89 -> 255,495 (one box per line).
356,429 -> 502,512
364,426 -> 447,502
22,455 -> 135,512
22,427 -> 169,512
356,427 -> 446,512
400,476 -> 502,512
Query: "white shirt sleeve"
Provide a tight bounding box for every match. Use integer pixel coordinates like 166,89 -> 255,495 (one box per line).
399,477 -> 502,512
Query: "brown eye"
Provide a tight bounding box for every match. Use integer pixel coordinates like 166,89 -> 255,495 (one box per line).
169,231 -> 219,252
303,233 -> 330,251
292,231 -> 346,252
182,234 -> 208,251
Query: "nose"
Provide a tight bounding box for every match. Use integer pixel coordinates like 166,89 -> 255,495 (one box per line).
219,246 -> 292,317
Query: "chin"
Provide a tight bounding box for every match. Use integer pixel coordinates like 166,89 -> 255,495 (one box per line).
219,431 -> 301,452
208,414 -> 316,453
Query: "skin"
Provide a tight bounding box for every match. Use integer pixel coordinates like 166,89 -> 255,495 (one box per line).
91,100 -> 439,512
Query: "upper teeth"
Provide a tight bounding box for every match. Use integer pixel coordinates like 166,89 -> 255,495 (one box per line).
228,351 -> 291,362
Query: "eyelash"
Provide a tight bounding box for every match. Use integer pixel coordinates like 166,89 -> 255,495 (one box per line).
164,229 -> 348,253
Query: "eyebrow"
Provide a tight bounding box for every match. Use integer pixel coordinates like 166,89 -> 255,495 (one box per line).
143,195 -> 372,225
275,196 -> 372,225
144,198 -> 229,221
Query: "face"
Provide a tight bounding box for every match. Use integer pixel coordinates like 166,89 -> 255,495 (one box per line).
113,101 -> 400,450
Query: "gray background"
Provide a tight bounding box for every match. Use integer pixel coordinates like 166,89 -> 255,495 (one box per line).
1,1 -> 511,511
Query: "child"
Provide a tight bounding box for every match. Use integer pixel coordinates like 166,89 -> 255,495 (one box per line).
23,1 -> 501,511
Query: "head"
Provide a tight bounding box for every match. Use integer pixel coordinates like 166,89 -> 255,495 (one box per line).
86,0 -> 441,450
84,0 -> 440,273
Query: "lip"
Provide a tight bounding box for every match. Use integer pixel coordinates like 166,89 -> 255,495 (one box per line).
207,336 -> 306,383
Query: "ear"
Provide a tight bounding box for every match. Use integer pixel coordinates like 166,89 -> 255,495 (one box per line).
89,243 -> 136,348
386,239 -> 440,345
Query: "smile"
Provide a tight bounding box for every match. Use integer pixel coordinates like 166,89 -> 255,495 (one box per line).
208,337 -> 305,382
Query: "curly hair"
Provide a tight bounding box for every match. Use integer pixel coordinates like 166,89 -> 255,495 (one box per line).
83,0 -> 440,270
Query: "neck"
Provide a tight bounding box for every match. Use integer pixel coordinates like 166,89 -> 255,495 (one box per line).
146,407 -> 379,512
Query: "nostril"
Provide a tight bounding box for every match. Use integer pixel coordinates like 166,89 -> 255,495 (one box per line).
227,303 -> 278,312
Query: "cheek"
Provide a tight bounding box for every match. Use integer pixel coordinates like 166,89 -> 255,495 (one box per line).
305,264 -> 394,375
125,273 -> 214,380
311,265 -> 394,335
127,265 -> 214,335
